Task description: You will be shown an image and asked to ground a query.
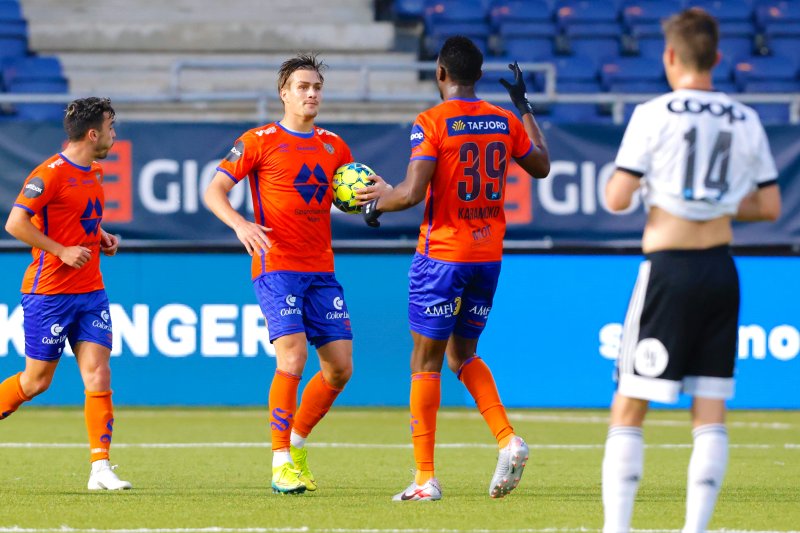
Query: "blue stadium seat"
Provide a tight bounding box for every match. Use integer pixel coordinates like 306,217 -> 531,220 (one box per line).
490,0 -> 552,27
0,1 -> 22,20
734,55 -> 796,88
755,1 -> 800,31
394,0 -> 426,20
425,0 -> 488,24
476,61 -> 537,94
425,22 -> 491,57
533,54 -> 598,89
718,36 -> 755,62
0,20 -> 27,59
629,22 -> 664,59
621,0 -> 682,26
548,102 -> 612,124
687,0 -> 752,23
563,24 -> 623,64
713,56 -> 734,85
3,56 -> 64,85
499,22 -> 556,60
555,0 -> 618,26
764,21 -> 800,66
600,57 -> 665,90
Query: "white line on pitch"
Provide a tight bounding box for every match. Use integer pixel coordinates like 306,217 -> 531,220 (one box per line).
0,442 -> 797,450
0,527 -> 798,533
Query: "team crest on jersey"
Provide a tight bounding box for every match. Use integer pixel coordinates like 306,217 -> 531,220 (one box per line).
323,143 -> 334,154
224,140 -> 244,162
94,171 -> 102,182
293,163 -> 329,204
80,197 -> 103,236
23,177 -> 45,198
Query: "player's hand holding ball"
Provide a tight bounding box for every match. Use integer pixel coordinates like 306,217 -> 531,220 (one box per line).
355,174 -> 392,228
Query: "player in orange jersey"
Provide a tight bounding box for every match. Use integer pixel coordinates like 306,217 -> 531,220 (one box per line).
356,36 -> 550,501
0,97 -> 131,490
204,54 -> 355,495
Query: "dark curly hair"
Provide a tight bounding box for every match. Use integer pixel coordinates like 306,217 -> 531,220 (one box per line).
277,53 -> 326,93
438,36 -> 483,85
63,97 -> 115,141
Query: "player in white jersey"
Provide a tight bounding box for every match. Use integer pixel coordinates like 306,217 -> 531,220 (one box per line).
601,8 -> 781,533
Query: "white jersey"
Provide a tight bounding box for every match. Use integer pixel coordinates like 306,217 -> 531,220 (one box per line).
615,88 -> 778,221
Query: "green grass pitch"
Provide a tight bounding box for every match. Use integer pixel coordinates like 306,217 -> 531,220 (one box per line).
0,408 -> 798,532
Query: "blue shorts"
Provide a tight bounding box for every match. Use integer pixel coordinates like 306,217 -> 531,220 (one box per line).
21,289 -> 113,361
408,253 -> 501,341
254,272 -> 352,348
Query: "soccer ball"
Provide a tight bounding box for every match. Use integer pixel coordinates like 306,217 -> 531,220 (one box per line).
332,162 -> 375,214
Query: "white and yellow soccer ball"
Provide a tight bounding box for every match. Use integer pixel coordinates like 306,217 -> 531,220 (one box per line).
332,162 -> 375,214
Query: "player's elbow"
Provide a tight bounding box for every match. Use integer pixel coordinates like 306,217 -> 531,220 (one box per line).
531,159 -> 550,179
762,201 -> 781,222
606,194 -> 631,213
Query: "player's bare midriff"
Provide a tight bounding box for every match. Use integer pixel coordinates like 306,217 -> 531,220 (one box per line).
641,206 -> 733,253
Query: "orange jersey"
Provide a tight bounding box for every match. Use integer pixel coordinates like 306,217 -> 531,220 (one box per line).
13,153 -> 106,294
217,122 -> 353,277
410,98 -> 533,262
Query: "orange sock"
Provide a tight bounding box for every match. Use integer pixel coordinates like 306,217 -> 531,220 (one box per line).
458,356 -> 514,447
269,370 -> 301,451
410,372 -> 440,484
293,371 -> 342,439
85,390 -> 114,462
0,373 -> 31,420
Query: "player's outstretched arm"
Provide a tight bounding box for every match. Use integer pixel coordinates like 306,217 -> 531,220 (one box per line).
500,62 -> 550,178
204,171 -> 272,256
736,184 -> 781,222
5,206 -> 91,268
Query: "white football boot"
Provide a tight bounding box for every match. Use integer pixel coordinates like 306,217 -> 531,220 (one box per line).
489,436 -> 529,498
87,459 -> 132,490
392,477 -> 442,501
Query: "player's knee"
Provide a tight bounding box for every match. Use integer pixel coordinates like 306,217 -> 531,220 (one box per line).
82,365 -> 111,391
325,363 -> 352,389
21,374 -> 53,397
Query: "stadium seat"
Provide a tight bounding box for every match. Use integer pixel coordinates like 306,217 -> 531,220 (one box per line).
621,0 -> 682,27
3,56 -> 65,85
499,22 -> 556,60
734,55 -> 796,89
424,22 -> 491,57
0,21 -> 27,60
718,36 -> 755,63
629,23 -> 665,59
425,0 -> 487,25
394,0 -> 426,20
755,1 -> 800,31
490,0 -> 553,27
548,102 -> 612,124
600,56 -> 665,89
764,23 -> 800,67
555,0 -> 618,27
687,0 -> 752,24
0,1 -> 22,21
562,24 -> 623,64
532,54 -> 598,88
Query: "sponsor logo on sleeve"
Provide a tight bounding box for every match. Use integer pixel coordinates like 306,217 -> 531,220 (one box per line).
409,124 -> 425,148
23,177 -> 45,199
224,140 -> 245,162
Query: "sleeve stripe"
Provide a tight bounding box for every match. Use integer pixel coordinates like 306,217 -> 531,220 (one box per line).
410,156 -> 436,162
757,178 -> 779,189
13,203 -> 35,215
616,166 -> 645,178
216,167 -> 238,183
514,142 -> 534,160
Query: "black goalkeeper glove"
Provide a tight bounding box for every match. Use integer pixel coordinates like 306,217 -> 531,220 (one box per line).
363,199 -> 382,228
499,62 -> 534,116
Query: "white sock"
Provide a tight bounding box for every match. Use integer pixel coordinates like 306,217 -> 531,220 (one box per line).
290,430 -> 306,449
272,451 -> 292,468
602,426 -> 644,533
91,459 -> 110,473
682,424 -> 728,533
